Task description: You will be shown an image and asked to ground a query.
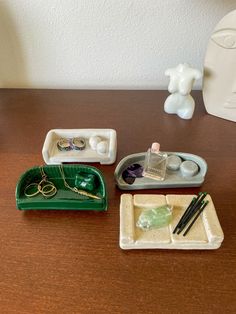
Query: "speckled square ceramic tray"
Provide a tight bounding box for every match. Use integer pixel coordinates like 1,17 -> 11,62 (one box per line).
42,129 -> 117,165
120,194 -> 224,250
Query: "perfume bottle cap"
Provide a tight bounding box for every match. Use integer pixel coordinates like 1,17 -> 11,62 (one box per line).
151,142 -> 160,153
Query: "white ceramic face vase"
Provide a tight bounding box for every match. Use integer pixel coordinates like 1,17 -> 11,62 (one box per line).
203,10 -> 236,122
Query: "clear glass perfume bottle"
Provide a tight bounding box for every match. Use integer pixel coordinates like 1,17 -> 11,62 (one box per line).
142,143 -> 167,181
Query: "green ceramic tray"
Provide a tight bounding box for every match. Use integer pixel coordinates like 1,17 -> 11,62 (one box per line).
16,165 -> 107,211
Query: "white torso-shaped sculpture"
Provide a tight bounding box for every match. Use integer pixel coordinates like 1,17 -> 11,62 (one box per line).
203,10 -> 236,122
164,63 -> 202,119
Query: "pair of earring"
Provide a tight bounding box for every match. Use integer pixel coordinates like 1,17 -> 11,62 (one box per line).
89,136 -> 108,154
57,137 -> 86,151
24,167 -> 57,198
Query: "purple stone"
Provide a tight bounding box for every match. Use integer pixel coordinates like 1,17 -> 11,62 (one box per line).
122,163 -> 143,185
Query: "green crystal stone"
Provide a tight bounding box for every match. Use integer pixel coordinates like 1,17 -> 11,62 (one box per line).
75,173 -> 96,192
136,205 -> 172,231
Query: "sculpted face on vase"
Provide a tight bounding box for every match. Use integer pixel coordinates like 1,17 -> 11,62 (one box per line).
203,10 -> 236,122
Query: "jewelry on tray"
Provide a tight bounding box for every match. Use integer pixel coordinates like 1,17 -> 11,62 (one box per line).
72,137 -> 86,150
24,183 -> 40,197
57,138 -> 72,151
38,167 -> 57,198
24,167 -> 57,198
57,137 -> 86,151
58,165 -> 101,200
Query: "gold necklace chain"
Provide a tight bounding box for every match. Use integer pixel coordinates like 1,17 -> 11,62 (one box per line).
58,165 -> 101,200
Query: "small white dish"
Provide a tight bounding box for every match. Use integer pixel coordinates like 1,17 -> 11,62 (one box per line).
42,129 -> 117,165
120,194 -> 224,250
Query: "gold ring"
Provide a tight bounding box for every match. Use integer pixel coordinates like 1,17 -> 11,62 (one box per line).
41,184 -> 57,197
24,183 -> 40,197
38,180 -> 54,192
38,181 -> 57,198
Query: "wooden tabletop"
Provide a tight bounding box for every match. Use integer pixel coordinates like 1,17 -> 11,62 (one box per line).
0,89 -> 235,314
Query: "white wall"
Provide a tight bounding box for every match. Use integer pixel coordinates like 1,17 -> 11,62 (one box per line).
0,0 -> 235,89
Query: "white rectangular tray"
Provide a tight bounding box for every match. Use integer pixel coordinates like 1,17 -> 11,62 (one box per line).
42,129 -> 117,165
120,194 -> 224,250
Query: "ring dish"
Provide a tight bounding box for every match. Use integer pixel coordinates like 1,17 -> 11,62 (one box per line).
115,152 -> 207,190
42,129 -> 117,165
16,164 -> 107,211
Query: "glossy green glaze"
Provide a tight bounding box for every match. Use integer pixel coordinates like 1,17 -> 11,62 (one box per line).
16,164 -> 107,211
